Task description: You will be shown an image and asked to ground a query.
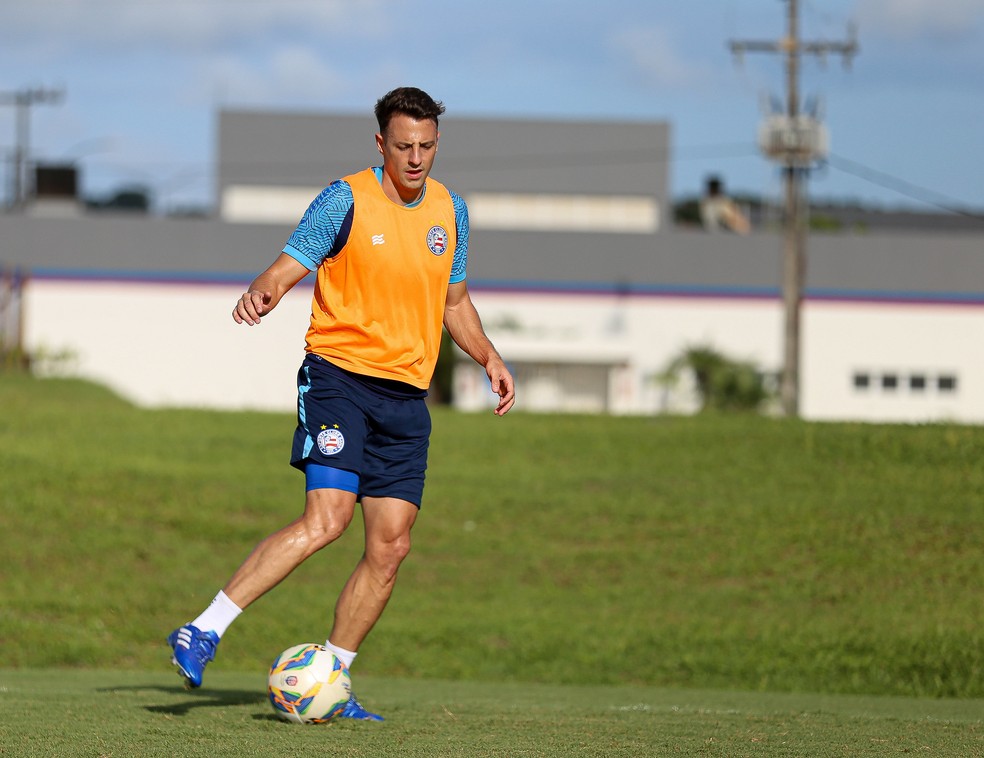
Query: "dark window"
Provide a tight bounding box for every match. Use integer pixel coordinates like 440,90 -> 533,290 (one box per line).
853,373 -> 870,390
938,375 -> 958,393
909,374 -> 927,392
881,374 -> 898,391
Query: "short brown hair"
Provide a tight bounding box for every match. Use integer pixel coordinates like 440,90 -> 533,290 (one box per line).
375,87 -> 445,133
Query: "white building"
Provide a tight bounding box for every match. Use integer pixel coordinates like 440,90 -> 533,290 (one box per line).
3,109 -> 983,423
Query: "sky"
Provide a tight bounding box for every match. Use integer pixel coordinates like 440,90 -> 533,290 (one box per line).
0,0 -> 982,215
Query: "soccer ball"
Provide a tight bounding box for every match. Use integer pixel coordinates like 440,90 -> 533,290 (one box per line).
267,643 -> 352,724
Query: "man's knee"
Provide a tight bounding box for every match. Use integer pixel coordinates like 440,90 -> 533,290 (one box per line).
367,529 -> 412,581
385,530 -> 413,563
302,490 -> 356,550
362,497 -> 417,578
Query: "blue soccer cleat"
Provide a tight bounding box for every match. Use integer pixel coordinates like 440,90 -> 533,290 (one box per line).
338,693 -> 384,721
167,624 -> 220,689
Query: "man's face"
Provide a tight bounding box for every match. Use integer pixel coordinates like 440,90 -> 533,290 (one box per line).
376,113 -> 439,205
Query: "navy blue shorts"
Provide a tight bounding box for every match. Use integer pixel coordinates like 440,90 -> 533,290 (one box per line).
290,353 -> 431,507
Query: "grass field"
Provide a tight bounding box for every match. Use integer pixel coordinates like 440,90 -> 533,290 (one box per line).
2,670 -> 982,757
1,375 -> 982,755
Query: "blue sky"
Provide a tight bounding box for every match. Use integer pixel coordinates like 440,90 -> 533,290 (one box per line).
0,0 -> 981,214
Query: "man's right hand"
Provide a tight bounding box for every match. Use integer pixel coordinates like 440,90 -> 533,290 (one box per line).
233,290 -> 273,325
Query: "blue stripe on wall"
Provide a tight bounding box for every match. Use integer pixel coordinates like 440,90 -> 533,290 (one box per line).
27,269 -> 984,306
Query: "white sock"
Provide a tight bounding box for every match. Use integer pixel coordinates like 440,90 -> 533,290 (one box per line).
325,639 -> 357,670
190,591 -> 242,638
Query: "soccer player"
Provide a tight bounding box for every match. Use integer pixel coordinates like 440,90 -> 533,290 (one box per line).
167,87 -> 515,720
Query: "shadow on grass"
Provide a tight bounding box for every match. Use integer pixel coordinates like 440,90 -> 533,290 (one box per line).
146,688 -> 268,717
97,683 -> 266,717
251,713 -> 284,723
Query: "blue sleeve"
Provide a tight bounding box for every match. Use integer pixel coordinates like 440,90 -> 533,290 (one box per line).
449,190 -> 469,284
282,180 -> 354,271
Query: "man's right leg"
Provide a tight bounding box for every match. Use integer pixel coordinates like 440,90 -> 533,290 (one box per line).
169,487 -> 358,688
223,487 -> 358,608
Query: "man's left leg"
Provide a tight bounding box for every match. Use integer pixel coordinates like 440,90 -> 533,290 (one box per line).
328,496 -> 418,720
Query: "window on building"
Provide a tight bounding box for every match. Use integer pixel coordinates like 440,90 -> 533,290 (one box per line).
853,370 -> 958,396
938,375 -> 958,393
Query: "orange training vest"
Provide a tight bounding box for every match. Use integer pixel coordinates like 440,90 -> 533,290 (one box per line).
304,168 -> 458,389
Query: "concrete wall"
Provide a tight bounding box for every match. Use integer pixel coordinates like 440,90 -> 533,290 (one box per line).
802,300 -> 984,422
20,271 -> 984,423
24,278 -> 310,411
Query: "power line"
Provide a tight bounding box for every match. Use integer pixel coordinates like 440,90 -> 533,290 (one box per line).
825,153 -> 983,218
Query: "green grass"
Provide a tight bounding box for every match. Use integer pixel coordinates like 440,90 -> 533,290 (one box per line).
1,670 -> 981,757
1,374 -> 983,755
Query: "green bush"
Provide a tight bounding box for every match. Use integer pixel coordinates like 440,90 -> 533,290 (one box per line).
662,344 -> 770,412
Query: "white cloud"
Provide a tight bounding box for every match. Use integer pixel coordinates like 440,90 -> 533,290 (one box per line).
858,0 -> 984,41
202,47 -> 347,108
608,25 -> 711,89
0,0 -> 382,55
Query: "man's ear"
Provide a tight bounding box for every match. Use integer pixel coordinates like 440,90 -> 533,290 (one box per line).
375,132 -> 384,156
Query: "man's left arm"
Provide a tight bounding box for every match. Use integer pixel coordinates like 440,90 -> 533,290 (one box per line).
443,281 -> 515,416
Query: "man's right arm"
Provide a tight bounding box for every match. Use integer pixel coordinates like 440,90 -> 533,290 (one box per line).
232,253 -> 311,326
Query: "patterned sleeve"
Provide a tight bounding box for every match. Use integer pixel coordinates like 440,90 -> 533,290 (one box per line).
282,180 -> 355,271
449,189 -> 469,284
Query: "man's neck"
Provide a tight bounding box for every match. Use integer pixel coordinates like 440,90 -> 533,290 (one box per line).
375,166 -> 426,207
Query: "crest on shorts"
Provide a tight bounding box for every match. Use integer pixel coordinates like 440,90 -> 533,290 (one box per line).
426,225 -> 449,256
317,427 -> 345,456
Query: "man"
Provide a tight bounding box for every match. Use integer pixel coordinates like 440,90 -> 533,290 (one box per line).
167,87 -> 515,721
700,175 -> 751,235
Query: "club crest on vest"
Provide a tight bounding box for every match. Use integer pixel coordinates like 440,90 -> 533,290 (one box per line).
426,225 -> 449,255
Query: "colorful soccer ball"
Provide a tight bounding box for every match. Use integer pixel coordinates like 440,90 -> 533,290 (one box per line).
267,643 -> 352,724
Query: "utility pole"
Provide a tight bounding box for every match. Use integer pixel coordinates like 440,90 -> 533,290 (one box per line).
729,0 -> 857,417
0,86 -> 65,209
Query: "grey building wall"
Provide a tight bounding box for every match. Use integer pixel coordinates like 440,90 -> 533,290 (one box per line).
218,110 -> 378,191
0,214 -> 286,281
470,228 -> 984,301
218,110 -> 671,207
2,212 -> 982,305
